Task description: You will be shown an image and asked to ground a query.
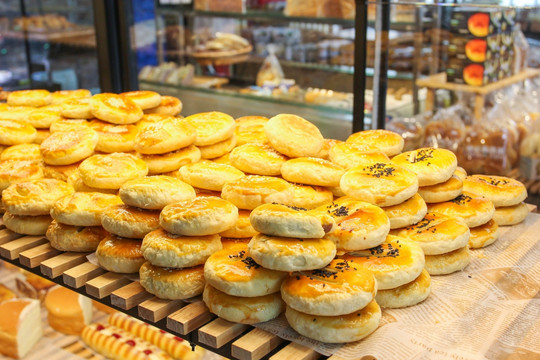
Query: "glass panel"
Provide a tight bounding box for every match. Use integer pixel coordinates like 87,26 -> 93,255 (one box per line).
0,0 -> 99,92
136,0 -> 358,139
367,1 -> 540,181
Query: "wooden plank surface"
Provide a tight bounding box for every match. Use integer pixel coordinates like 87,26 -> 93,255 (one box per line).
138,297 -> 184,323
0,228 -> 23,245
167,301 -> 215,335
232,328 -> 284,360
63,262 -> 106,288
270,342 -> 320,360
40,252 -> 88,278
0,235 -> 47,260
86,272 -> 130,299
19,242 -> 60,268
198,318 -> 248,349
416,68 -> 540,95
110,281 -> 153,310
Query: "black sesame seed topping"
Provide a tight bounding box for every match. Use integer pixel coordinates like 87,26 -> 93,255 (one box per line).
409,148 -> 435,163
451,194 -> 472,205
362,163 -> 396,178
241,256 -> 260,270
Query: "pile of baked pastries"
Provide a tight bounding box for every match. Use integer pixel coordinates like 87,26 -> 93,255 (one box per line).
0,89 -> 529,344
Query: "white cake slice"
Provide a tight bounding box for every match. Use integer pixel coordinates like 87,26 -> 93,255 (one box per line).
0,298 -> 42,359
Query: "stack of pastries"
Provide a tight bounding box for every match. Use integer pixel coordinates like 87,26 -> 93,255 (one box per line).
0,88 -> 531,346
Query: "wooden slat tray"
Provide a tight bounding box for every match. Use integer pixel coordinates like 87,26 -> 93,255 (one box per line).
0,233 -> 304,360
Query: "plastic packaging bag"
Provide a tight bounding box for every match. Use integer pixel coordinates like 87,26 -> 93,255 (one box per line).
256,44 -> 284,87
386,115 -> 425,152
423,107 -> 466,153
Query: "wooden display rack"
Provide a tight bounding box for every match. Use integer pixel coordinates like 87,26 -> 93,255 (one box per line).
1,206 -> 536,360
416,68 -> 540,120
0,218 -> 322,360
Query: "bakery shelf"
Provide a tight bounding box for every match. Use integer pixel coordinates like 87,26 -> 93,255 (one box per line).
0,207 -> 537,360
156,7 -> 355,26
139,79 -> 353,115
416,68 -> 540,119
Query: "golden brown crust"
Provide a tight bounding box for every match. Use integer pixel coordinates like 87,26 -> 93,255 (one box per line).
101,205 -> 160,239
184,112 -> 236,146
418,175 -> 463,203
221,175 -> 293,210
235,116 -> 268,146
179,160 -> 244,192
0,144 -> 41,161
143,95 -> 182,116
199,134 -> 237,159
0,119 -> 37,145
346,129 -> 404,157
375,269 -> 431,308
230,143 -> 288,176
46,220 -> 108,252
89,119 -> 139,153
7,89 -> 51,107
134,117 -> 196,154
96,234 -> 144,273
382,193 -> 427,229
264,114 -> 324,158
462,175 -> 527,207
2,178 -> 74,215
469,219 -> 499,248
40,127 -> 98,165
329,143 -> 390,170
3,211 -> 52,235
281,157 -> 344,187
79,152 -> 148,189
139,145 -> 201,175
0,160 -> 44,191
61,97 -> 93,119
427,192 -> 495,228
392,147 -> 457,186
139,262 -> 205,300
121,91 -> 161,110
90,93 -> 143,124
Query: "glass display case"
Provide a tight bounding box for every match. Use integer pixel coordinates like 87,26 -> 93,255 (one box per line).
0,0 -> 100,93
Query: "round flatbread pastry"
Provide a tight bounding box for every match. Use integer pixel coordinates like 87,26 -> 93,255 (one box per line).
139,262 -> 205,300
222,175 -> 292,210
469,219 -> 499,248
281,157 -> 344,187
179,161 -> 244,192
281,259 -> 377,316
229,143 -> 288,176
329,143 -> 390,170
235,116 -> 268,146
199,135 -> 237,159
66,171 -> 118,194
101,205 -> 160,239
382,193 -> 427,229
46,220 -> 108,252
0,106 -> 33,122
219,210 -> 257,238
143,95 -> 182,116
424,246 -> 470,275
89,120 -> 139,153
264,114 -> 323,158
462,175 -> 527,207
49,119 -> 90,133
392,147 -> 457,186
160,196 -> 238,236
27,108 -> 62,129
121,91 -> 161,110
139,145 -> 201,174
50,89 -> 91,104
0,144 -> 41,162
40,127 -> 98,165
320,197 -> 390,251
0,119 -> 37,145
96,234 -> 145,273
285,301 -> 381,344
427,192 -> 495,228
339,235 -> 425,290
346,129 -> 404,157
134,117 -> 196,154
316,138 -> 342,160
2,179 -> 74,216
396,212 -> 470,255
340,162 -> 418,207
7,89 -> 51,107
248,233 -> 336,272
280,183 -> 334,210
204,243 -> 286,297
141,229 -> 221,268
0,160 -> 43,191
184,112 -> 236,146
61,97 -> 93,119
203,284 -> 285,324
51,192 -> 123,226
90,93 -> 143,124
249,203 -> 335,239
120,175 -> 195,210
492,202 -> 529,226
78,152 -> 148,189
418,174 -> 463,203
375,269 -> 431,308
454,166 -> 467,181
33,129 -> 50,144
3,211 -> 51,235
